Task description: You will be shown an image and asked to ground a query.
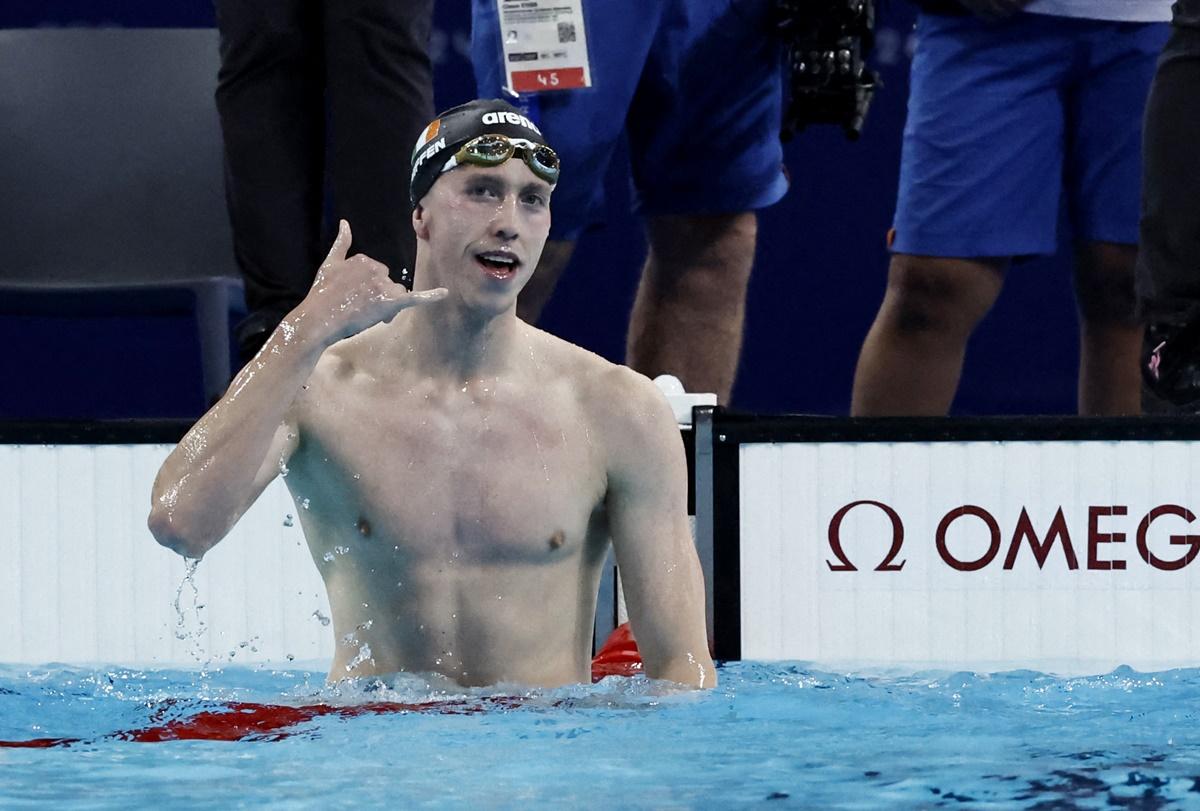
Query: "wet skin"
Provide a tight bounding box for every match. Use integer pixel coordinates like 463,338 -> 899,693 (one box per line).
150,159 -> 715,688
288,325 -> 615,685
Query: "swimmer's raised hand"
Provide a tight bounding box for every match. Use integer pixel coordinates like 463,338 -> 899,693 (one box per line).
294,219 -> 447,346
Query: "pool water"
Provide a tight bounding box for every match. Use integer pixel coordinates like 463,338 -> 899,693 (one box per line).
2,662 -> 1199,808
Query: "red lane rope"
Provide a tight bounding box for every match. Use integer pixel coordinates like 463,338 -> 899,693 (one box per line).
0,624 -> 644,747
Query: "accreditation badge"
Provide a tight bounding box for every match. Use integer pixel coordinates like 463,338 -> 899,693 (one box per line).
495,0 -> 592,93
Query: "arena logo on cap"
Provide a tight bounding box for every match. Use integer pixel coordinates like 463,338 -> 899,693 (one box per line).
481,110 -> 542,135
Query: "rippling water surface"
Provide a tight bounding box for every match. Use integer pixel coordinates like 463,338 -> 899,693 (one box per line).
2,662 -> 1199,808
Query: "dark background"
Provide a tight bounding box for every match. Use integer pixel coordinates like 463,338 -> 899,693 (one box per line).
1,0 -> 1083,416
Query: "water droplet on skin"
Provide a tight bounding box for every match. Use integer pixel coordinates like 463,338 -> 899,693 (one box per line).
283,514 -> 294,527
353,473 -> 361,480
322,551 -> 335,562
301,498 -> 311,510
335,545 -> 350,556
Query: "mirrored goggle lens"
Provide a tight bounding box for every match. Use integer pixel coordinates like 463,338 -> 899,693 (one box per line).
527,146 -> 560,182
530,146 -> 559,172
466,136 -> 513,163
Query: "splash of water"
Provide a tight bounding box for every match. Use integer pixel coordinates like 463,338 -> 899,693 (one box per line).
345,643 -> 374,673
172,557 -> 212,678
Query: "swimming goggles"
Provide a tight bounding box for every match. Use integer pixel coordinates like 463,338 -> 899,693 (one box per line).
439,134 -> 560,186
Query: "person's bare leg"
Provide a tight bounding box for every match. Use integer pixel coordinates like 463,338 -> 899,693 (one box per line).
1075,241 -> 1141,415
517,239 -> 576,324
626,213 -> 757,403
851,254 -> 1006,416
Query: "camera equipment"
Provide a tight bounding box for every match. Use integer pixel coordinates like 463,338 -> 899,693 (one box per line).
776,0 -> 880,141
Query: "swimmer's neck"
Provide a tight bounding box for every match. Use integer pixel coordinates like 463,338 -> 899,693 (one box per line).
396,295 -> 526,381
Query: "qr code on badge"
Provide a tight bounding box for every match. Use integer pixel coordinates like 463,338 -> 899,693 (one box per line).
558,22 -> 576,43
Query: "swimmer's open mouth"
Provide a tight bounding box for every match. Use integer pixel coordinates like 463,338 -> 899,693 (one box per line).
475,251 -> 520,280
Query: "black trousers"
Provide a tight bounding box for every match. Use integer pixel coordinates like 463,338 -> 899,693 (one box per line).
215,0 -> 434,341
1136,0 -> 1200,325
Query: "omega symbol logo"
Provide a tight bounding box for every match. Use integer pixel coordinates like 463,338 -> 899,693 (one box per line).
826,500 -> 906,572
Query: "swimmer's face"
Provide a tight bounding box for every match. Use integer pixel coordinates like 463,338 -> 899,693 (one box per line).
413,158 -> 552,314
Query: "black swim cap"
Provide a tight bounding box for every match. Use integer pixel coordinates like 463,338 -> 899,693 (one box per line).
409,98 -> 552,206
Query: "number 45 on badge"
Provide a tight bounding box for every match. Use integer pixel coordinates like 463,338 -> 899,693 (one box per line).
497,0 -> 592,93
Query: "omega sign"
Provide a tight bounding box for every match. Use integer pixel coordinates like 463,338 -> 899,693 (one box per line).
826,501 -> 1200,572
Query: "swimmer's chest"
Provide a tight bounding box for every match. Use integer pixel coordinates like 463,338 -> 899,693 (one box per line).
292,388 -> 606,562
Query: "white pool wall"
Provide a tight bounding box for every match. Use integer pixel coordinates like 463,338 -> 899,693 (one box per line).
738,439 -> 1200,674
0,444 -> 331,666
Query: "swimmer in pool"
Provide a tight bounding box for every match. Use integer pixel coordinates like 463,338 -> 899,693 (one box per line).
148,98 -> 716,690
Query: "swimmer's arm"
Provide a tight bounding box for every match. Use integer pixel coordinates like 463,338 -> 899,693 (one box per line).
149,220 -> 446,559
147,328 -> 315,559
603,372 -> 717,689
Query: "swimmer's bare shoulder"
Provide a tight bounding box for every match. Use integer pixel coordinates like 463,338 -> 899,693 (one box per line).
289,317 -> 408,410
538,334 -> 717,688
293,331 -> 371,404
525,329 -> 680,472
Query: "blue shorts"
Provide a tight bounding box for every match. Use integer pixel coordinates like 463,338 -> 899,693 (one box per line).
892,13 -> 1169,258
471,0 -> 789,240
